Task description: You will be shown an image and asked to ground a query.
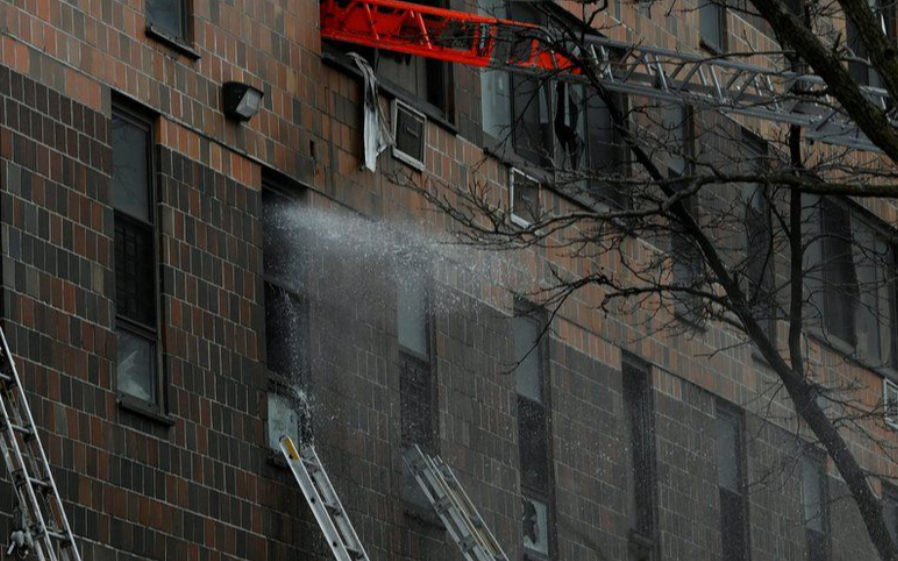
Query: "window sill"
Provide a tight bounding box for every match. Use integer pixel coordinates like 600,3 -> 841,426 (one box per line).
118,394 -> 175,426
806,328 -> 898,383
321,50 -> 457,136
145,25 -> 201,60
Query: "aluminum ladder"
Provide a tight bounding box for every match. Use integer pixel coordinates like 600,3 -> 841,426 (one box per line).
0,326 -> 80,561
403,444 -> 509,561
279,436 -> 371,561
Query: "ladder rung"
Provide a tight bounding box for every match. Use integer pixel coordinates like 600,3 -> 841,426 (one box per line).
3,422 -> 34,438
14,471 -> 51,492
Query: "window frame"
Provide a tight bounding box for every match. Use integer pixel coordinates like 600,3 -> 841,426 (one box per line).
622,353 -> 658,551
801,452 -> 830,561
392,98 -> 428,171
261,182 -> 312,451
510,168 -> 542,228
513,304 -> 556,561
145,0 -> 194,51
715,404 -> 750,561
112,104 -> 166,417
700,0 -> 728,53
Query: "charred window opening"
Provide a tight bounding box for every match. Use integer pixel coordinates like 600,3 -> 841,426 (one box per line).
716,407 -> 748,561
623,354 -> 657,557
514,308 -> 554,559
113,107 -> 163,410
263,187 -> 312,449
802,454 -> 829,561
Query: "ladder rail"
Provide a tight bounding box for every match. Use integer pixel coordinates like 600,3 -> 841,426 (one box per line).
404,445 -> 510,561
279,437 -> 371,561
0,326 -> 81,561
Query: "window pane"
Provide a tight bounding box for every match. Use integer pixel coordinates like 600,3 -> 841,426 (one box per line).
806,528 -> 828,561
700,0 -> 723,49
481,71 -> 512,140
267,392 -> 299,450
398,276 -> 429,357
662,103 -> 688,176
115,218 -> 156,326
264,283 -> 306,379
147,0 -> 185,39
522,496 -> 550,555
400,356 -> 435,447
512,75 -> 552,164
802,456 -> 825,533
512,173 -> 540,224
112,115 -> 151,222
513,315 -> 542,402
117,329 -> 156,403
720,488 -> 747,561
820,200 -> 857,345
716,413 -> 741,491
623,359 -> 655,535
518,396 -> 549,492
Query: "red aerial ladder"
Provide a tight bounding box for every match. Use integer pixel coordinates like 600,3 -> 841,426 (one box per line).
320,0 -> 895,152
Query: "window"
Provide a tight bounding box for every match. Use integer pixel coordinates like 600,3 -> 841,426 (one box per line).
741,133 -> 776,340
263,187 -> 310,449
513,309 -> 553,558
113,108 -> 162,409
802,454 -> 829,561
376,0 -> 452,115
884,379 -> 898,429
884,487 -> 898,542
623,355 -> 657,545
716,407 -> 748,561
662,103 -> 691,179
672,192 -> 704,325
146,0 -> 188,41
809,197 -> 896,366
847,0 -> 893,86
700,0 -> 727,51
399,274 -> 437,506
511,170 -> 541,226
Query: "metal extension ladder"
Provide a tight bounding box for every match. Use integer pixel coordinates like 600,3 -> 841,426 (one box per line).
403,445 -> 509,561
279,436 -> 371,561
0,326 -> 80,561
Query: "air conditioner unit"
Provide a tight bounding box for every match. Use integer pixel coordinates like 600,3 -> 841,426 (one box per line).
885,379 -> 898,430
510,168 -> 540,227
392,99 -> 426,170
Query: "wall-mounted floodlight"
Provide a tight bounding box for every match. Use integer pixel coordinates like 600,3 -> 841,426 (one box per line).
222,81 -> 264,122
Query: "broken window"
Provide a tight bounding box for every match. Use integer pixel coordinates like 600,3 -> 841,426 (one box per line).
716,407 -> 747,561
513,308 -> 553,558
554,82 -> 630,208
113,107 -> 162,409
802,454 -> 829,561
262,186 -> 311,448
623,354 -> 657,542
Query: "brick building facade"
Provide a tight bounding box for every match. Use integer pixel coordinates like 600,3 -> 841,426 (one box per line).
0,0 -> 894,559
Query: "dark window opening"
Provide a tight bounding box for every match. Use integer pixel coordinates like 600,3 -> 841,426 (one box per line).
514,308 -> 553,559
398,274 -> 437,507
672,190 -> 705,326
819,199 -> 858,346
742,132 -> 776,341
802,455 -> 829,561
262,187 -> 311,448
716,408 -> 748,561
623,355 -> 657,541
112,108 -> 161,408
